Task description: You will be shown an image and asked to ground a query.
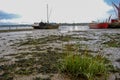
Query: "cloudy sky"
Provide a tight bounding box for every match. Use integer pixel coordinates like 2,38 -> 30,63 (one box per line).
0,0 -> 118,24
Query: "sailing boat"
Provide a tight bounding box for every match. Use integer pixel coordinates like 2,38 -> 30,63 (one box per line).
32,4 -> 59,29
108,2 -> 120,28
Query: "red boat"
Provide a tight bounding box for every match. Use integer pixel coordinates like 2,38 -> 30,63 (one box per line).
89,23 -> 108,29
89,1 -> 120,29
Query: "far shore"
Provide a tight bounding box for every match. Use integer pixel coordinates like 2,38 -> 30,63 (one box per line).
0,28 -> 34,33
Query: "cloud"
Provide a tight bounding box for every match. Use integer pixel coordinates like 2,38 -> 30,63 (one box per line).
0,0 -> 112,23
0,10 -> 20,20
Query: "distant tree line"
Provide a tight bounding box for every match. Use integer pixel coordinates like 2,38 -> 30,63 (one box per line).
0,24 -> 31,27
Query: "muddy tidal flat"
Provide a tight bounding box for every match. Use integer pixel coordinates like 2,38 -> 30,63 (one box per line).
0,29 -> 120,80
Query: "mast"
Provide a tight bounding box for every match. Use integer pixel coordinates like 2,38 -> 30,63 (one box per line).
112,2 -> 120,20
47,4 -> 49,23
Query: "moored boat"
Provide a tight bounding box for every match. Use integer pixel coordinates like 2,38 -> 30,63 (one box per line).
89,1 -> 120,29
32,4 -> 59,29
108,21 -> 120,28
89,22 -> 108,29
107,2 -> 120,29
89,23 -> 98,29
32,22 -> 59,29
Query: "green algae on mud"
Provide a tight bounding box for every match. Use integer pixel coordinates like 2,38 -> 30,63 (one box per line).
18,34 -> 93,46
18,35 -> 61,46
102,33 -> 120,47
0,30 -> 119,80
0,50 -> 66,79
0,57 -> 10,62
103,40 -> 120,47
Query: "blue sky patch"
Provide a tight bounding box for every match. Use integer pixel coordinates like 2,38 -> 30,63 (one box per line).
104,0 -> 119,6
104,0 -> 119,18
0,11 -> 20,20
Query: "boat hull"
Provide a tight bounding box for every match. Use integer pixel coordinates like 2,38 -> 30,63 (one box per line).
89,23 -> 108,29
32,22 -> 59,29
32,25 -> 59,29
108,23 -> 120,28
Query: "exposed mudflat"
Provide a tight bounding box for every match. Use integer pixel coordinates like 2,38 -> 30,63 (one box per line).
0,29 -> 120,80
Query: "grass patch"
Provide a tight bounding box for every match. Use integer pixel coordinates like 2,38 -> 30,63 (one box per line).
58,54 -> 111,80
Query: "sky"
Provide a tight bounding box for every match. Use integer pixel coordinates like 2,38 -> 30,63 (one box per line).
0,0 -> 119,24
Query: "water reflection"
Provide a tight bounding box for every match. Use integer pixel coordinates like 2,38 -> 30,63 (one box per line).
59,25 -> 89,33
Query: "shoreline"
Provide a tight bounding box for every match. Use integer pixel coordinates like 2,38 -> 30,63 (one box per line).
0,28 -> 33,33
